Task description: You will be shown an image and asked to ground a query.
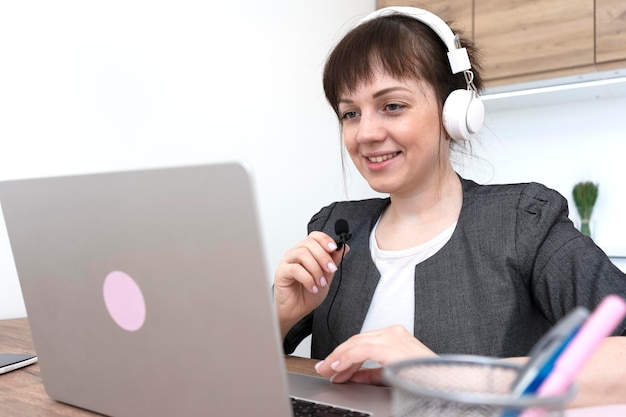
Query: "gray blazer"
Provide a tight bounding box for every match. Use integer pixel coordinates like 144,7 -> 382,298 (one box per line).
283,178 -> 626,359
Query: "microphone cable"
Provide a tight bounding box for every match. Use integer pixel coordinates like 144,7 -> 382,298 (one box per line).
326,219 -> 351,347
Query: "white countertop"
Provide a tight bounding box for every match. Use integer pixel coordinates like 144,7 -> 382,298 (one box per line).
567,404 -> 626,416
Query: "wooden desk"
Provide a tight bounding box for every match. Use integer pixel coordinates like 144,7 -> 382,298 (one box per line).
2,318 -> 625,417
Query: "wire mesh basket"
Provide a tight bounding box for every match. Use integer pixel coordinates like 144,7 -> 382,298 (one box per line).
383,355 -> 575,417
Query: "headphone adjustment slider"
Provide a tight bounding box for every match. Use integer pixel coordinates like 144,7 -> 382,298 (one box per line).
447,48 -> 471,74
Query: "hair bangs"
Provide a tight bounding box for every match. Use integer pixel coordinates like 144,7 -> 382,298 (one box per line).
323,16 -> 446,118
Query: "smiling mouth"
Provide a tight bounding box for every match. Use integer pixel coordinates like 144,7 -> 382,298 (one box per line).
367,152 -> 400,163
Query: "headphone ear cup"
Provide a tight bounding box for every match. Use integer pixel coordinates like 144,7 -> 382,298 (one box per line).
442,89 -> 485,141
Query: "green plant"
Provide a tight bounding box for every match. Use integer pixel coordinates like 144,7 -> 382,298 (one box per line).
572,181 -> 599,237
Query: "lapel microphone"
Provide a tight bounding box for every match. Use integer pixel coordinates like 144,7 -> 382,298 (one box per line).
334,219 -> 352,251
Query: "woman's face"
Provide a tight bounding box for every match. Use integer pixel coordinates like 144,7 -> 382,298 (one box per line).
337,69 -> 450,197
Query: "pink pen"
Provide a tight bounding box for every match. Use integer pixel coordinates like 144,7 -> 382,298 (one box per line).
538,295 -> 626,396
520,295 -> 626,417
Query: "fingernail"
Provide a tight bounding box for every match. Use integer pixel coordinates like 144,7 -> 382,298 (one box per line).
330,360 -> 340,370
328,241 -> 337,251
320,277 -> 328,287
327,262 -> 337,273
312,285 -> 319,294
314,361 -> 324,373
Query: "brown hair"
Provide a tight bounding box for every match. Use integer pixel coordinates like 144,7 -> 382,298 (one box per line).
322,12 -> 483,120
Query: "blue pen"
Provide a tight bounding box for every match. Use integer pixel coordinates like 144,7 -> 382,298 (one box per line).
500,306 -> 589,417
510,307 -> 589,396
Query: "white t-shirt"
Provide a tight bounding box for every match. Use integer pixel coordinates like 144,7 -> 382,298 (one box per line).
360,219 -> 457,335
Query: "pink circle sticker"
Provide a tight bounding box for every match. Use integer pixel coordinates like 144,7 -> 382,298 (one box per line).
103,270 -> 146,331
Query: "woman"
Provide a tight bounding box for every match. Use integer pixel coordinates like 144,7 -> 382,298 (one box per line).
273,7 -> 626,407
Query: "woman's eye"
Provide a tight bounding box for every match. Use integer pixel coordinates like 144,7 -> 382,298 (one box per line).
341,111 -> 359,120
385,103 -> 404,112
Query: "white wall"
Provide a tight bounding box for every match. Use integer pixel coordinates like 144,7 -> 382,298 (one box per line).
459,88 -> 626,260
0,0 -> 378,320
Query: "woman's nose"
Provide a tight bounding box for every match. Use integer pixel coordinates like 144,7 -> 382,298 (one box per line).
355,113 -> 386,143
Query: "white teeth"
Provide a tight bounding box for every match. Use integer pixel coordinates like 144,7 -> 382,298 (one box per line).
367,152 -> 399,163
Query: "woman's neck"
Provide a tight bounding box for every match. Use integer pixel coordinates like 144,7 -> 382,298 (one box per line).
375,170 -> 462,251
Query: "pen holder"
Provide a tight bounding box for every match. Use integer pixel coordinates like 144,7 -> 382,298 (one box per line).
384,355 -> 575,417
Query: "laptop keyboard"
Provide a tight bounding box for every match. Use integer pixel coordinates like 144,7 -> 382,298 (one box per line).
290,397 -> 371,417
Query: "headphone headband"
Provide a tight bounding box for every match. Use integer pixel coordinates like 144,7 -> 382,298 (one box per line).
357,7 -> 471,74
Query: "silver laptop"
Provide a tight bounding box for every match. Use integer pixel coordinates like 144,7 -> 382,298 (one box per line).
0,162 -> 391,417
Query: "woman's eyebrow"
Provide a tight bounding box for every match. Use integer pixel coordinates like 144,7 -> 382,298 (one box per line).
372,86 -> 412,98
339,86 -> 413,104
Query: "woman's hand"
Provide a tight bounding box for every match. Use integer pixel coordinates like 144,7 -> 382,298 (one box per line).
274,231 -> 349,338
314,325 -> 436,385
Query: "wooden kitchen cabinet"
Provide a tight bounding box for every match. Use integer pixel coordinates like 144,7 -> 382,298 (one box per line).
474,0 -> 594,84
596,0 -> 626,64
376,0 -> 626,88
376,0 -> 473,38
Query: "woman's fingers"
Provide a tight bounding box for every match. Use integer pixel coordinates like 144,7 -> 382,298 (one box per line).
274,232 -> 350,337
277,232 -> 341,289
278,248 -> 326,294
315,325 -> 436,384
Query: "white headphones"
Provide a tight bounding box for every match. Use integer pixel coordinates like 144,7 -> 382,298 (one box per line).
358,6 -> 484,141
